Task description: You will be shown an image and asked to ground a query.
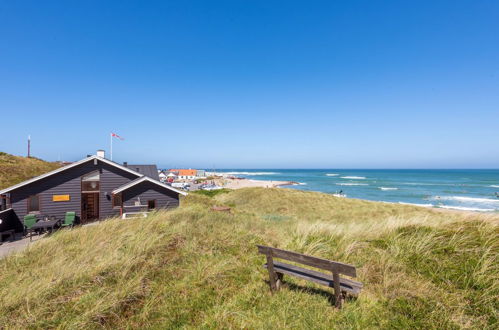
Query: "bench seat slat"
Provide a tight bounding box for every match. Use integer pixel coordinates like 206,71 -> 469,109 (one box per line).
258,245 -> 356,277
265,261 -> 362,295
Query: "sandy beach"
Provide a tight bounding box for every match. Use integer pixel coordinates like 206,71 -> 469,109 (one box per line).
213,177 -> 295,189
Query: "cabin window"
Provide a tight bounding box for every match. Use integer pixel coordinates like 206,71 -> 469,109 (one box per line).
147,200 -> 156,210
112,194 -> 122,208
27,195 -> 40,213
81,171 -> 100,192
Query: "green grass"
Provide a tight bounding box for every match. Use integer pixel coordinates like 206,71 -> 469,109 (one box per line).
0,188 -> 497,329
0,152 -> 61,189
192,188 -> 231,198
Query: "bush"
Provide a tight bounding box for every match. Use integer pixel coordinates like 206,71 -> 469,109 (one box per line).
192,188 -> 231,198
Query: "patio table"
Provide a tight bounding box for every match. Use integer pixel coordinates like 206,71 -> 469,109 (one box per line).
29,219 -> 60,241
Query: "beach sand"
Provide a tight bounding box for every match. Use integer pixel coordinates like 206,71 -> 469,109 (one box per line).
214,177 -> 294,189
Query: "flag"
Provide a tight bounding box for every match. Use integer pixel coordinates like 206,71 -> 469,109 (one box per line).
111,132 -> 124,140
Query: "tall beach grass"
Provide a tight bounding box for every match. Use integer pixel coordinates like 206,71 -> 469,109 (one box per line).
0,188 -> 497,328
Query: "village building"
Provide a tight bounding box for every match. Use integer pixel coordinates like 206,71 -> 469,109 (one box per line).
169,169 -> 197,180
158,171 -> 168,182
0,152 -> 186,233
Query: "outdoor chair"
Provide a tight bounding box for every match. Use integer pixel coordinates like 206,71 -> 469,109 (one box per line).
61,212 -> 76,228
23,214 -> 38,237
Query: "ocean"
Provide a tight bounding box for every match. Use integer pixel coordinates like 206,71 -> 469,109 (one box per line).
215,169 -> 499,212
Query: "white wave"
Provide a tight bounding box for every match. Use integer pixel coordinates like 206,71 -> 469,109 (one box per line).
431,196 -> 499,204
332,193 -> 347,198
221,172 -> 279,176
437,205 -> 495,212
293,182 -> 307,185
380,187 -> 398,191
336,183 -> 369,186
402,182 -> 457,186
398,202 -> 434,208
326,173 -> 339,176
490,185 -> 499,188
341,176 -> 366,180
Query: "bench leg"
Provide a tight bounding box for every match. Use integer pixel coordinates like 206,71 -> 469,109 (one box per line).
332,272 -> 342,309
266,255 -> 278,293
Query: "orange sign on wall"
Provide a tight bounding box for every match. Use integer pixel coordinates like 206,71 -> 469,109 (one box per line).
53,195 -> 70,202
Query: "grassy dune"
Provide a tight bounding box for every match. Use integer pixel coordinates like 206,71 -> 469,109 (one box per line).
0,152 -> 60,189
0,188 -> 497,329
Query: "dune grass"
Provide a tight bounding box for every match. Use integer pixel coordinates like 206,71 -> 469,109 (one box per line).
0,152 -> 60,189
0,188 -> 497,329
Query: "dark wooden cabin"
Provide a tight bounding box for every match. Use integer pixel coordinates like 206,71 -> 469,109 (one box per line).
0,154 -> 186,232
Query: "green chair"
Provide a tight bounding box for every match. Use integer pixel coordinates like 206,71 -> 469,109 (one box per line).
23,214 -> 38,237
61,212 -> 76,228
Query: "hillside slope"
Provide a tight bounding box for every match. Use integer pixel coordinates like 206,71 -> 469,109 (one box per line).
0,152 -> 61,190
0,188 -> 497,328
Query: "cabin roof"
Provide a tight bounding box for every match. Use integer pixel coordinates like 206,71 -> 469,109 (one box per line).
0,155 -> 147,195
126,165 -> 159,180
112,176 -> 187,196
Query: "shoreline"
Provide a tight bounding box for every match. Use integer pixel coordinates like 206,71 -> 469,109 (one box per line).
213,177 -> 298,189
210,176 -> 498,214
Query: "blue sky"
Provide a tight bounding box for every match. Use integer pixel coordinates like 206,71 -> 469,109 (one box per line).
0,0 -> 498,169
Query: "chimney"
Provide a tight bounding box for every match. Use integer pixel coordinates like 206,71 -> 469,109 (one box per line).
123,162 -> 128,167
96,150 -> 105,158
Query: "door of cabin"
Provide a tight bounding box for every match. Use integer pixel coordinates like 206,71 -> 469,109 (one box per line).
81,193 -> 99,222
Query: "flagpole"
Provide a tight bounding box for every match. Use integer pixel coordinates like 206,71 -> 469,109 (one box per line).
110,133 -> 113,161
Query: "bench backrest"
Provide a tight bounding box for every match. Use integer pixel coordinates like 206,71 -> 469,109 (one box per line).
257,245 -> 356,277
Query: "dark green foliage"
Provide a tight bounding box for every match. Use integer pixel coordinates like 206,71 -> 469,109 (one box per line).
192,188 -> 231,197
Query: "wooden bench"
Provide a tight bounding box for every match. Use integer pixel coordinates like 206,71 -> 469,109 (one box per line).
257,245 -> 362,308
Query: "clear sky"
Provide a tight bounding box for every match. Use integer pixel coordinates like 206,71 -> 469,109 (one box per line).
0,1 -> 498,169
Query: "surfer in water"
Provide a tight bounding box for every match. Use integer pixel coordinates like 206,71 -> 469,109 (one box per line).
495,192 -> 499,198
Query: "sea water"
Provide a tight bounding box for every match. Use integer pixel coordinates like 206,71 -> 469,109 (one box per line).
216,169 -> 499,212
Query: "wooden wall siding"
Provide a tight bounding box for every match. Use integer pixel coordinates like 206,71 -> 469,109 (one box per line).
0,208 -> 23,232
122,181 -> 180,210
99,163 -> 138,219
9,160 -> 139,221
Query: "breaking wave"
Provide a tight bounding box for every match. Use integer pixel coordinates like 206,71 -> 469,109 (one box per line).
222,172 -> 279,176
437,205 -> 495,212
341,176 -> 366,180
431,196 -> 499,204
402,182 -> 459,186
336,183 -> 368,186
380,187 -> 398,191
398,202 -> 434,208
326,173 -> 339,176
490,185 -> 499,188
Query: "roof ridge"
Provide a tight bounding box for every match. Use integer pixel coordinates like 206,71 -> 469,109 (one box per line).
0,156 -> 142,194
